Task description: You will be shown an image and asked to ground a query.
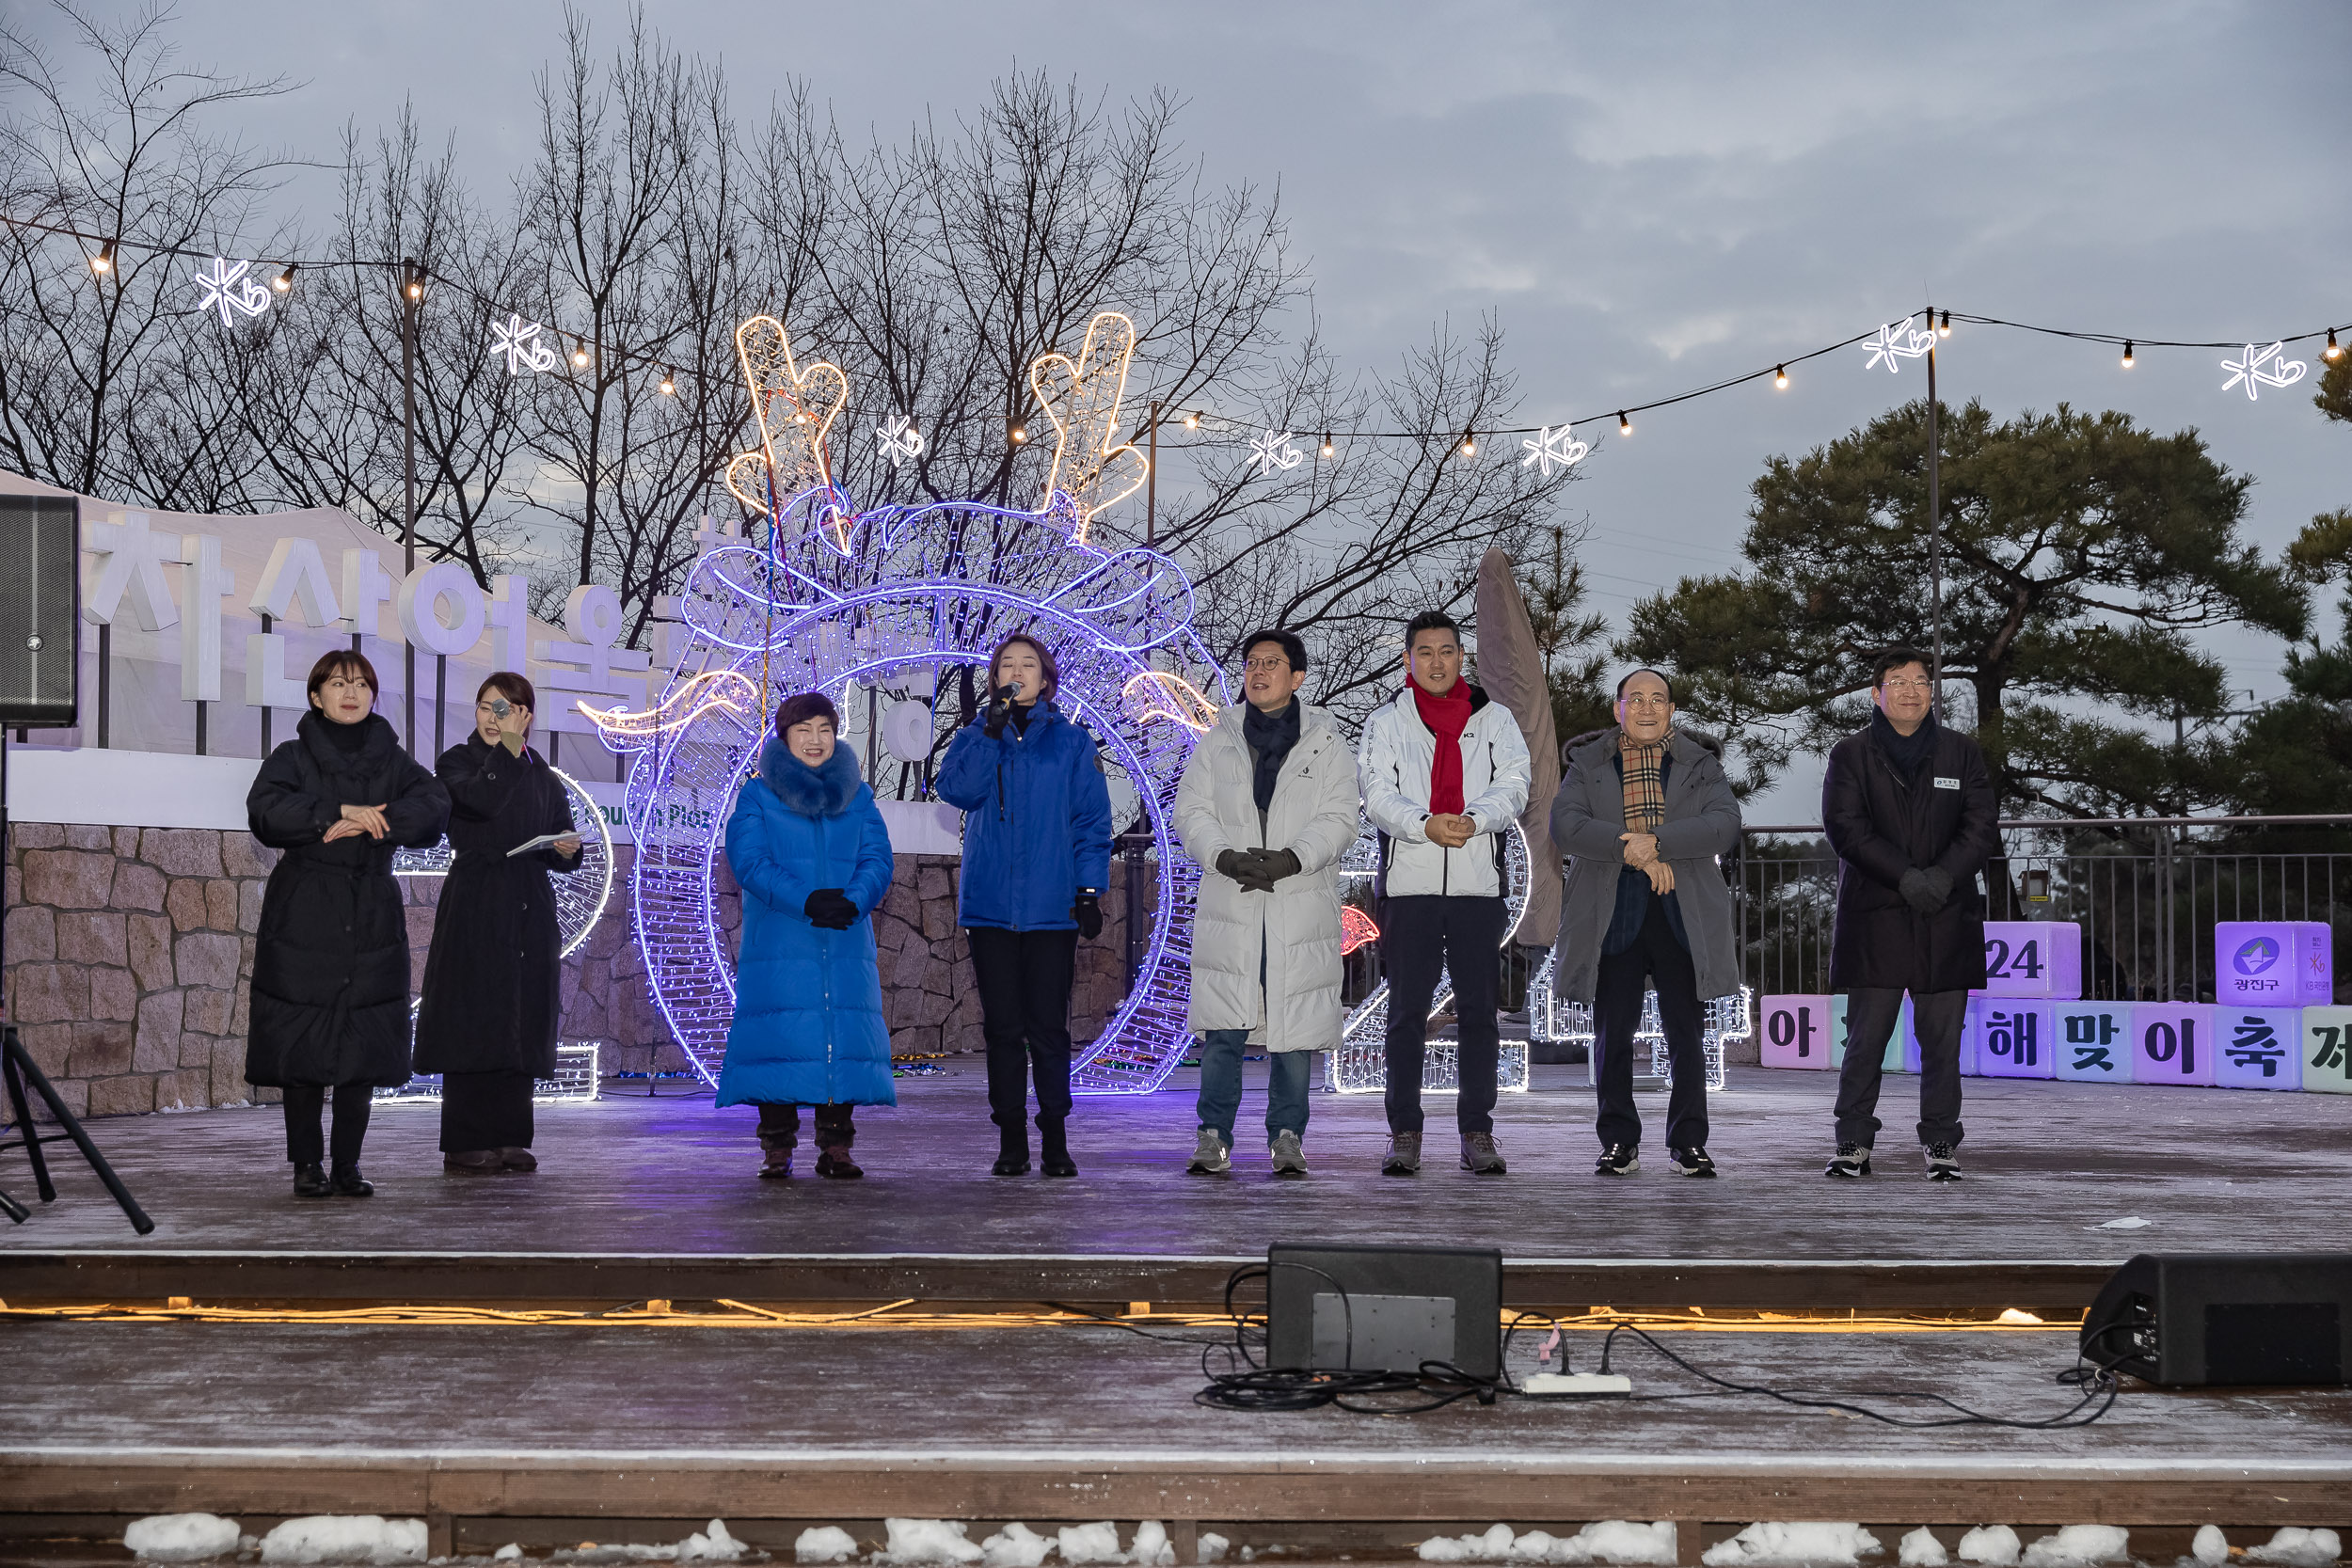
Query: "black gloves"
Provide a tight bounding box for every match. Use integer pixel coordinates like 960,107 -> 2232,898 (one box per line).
1899,866 -> 1954,915
1073,893 -> 1104,939
804,888 -> 859,929
1216,848 -> 1274,893
1215,847 -> 1301,892
982,687 -> 1015,739
1253,848 -> 1303,884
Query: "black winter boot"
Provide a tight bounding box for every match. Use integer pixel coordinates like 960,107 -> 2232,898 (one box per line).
1040,1123 -> 1077,1179
293,1162 -> 331,1198
992,1130 -> 1030,1177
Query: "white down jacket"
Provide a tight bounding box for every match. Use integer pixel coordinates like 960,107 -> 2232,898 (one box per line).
1357,683 -> 1532,899
1175,701 -> 1363,1052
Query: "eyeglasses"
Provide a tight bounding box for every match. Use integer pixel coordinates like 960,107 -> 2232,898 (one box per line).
1242,657 -> 1292,673
1881,678 -> 1933,692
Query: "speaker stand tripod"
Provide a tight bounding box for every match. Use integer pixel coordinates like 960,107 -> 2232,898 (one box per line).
0,731 -> 154,1232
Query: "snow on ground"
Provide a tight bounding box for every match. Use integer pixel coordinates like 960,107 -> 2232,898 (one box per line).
1701,1524 -> 1881,1566
2020,1527 -> 2129,1566
980,1524 -> 1054,1568
1899,1529 -> 1949,1567
259,1516 -> 428,1565
795,1528 -> 859,1565
2248,1529 -> 2345,1567
1416,1523 -> 1677,1564
1960,1528 -> 2023,1567
126,1514 -> 243,1562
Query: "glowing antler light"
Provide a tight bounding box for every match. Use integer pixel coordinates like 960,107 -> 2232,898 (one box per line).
1030,310 -> 1149,543
581,669 -> 763,747
732,315 -> 851,547
1341,904 -> 1380,957
1122,670 -> 1220,733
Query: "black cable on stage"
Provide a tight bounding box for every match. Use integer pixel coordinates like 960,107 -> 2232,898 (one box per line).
1591,1322 -> 2125,1431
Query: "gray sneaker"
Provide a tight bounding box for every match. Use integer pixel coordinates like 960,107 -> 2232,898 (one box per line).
1186,1128 -> 1231,1175
1381,1132 -> 1422,1176
1269,1130 -> 1308,1177
1460,1132 -> 1507,1174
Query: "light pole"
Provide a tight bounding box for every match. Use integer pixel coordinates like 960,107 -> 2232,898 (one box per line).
400,258 -> 421,756
1925,305 -> 1944,723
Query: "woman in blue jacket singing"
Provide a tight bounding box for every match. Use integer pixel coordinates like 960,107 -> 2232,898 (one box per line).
935,633 -> 1114,1178
719,691 -> 897,1179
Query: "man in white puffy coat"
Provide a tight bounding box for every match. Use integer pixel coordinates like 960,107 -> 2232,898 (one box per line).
1357,610 -> 1532,1176
1174,629 -> 1363,1177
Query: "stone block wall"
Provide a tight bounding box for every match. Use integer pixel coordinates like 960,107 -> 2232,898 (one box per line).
4,821 -> 1154,1116
5,823 -> 263,1118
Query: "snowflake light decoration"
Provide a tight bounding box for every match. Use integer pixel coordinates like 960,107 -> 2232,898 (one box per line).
1249,430 -> 1305,476
588,311 -> 1226,1095
489,313 -> 562,375
1521,425 -> 1590,477
2218,341 -> 2307,402
1862,320 -> 1936,374
192,258 -> 272,326
877,414 -> 925,466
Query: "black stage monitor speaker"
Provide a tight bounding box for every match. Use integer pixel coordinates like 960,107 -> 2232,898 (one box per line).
2082,1253 -> 2352,1386
0,494 -> 81,728
1265,1243 -> 1503,1378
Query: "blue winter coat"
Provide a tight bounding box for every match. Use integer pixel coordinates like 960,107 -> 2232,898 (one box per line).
717,739 -> 899,1109
934,701 -> 1114,931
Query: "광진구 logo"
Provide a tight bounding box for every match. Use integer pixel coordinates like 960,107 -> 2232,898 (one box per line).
2233,937 -> 2280,976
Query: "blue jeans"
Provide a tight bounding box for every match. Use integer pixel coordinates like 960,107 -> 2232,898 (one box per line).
1194,934 -> 1311,1146
1196,1033 -> 1312,1147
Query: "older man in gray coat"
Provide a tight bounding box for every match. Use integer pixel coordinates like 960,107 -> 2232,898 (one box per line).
1551,669 -> 1742,1178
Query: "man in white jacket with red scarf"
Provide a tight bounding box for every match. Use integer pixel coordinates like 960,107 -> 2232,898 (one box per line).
1357,610 -> 1532,1176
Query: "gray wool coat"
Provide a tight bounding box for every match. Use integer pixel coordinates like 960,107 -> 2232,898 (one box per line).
1549,727 -> 1743,1005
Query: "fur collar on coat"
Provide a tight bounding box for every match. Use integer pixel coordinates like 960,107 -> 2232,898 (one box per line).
760,736 -> 864,817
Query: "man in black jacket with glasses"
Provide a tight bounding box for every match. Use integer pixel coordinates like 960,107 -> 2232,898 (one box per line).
1821,645 -> 1999,1183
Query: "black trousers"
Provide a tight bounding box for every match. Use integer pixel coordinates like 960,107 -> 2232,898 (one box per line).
1835,987 -> 1968,1148
966,926 -> 1079,1136
1381,895 -> 1507,1135
440,1069 -> 535,1154
281,1083 -> 373,1166
757,1101 -> 855,1148
1593,896 -> 1709,1151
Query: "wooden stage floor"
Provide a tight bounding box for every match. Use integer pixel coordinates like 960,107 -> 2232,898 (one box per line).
2,1063 -> 2343,1267
2,1316 -> 2347,1544
4,1067 -> 2348,1550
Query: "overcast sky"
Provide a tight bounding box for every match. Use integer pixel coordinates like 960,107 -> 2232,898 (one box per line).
22,0 -> 2352,816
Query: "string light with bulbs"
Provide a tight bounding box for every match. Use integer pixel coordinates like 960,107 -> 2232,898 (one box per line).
5,211 -> 2344,455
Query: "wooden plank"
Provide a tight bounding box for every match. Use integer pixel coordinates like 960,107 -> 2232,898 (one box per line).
0,1250 -> 2116,1314
4,1459 -> 2345,1528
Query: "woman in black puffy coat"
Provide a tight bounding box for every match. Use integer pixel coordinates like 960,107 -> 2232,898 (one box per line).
246,651 -> 450,1198
414,672 -> 583,1175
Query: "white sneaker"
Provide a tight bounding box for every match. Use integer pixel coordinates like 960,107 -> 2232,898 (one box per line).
1269,1130 -> 1308,1177
1186,1128 -> 1231,1175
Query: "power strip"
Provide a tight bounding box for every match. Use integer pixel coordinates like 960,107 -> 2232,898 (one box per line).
1520,1371 -> 1632,1398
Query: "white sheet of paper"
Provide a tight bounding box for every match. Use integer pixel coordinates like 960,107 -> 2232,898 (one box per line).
506,832 -> 574,859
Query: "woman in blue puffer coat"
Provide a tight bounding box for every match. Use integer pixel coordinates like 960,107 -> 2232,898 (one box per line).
720,691 -> 897,1179
935,633 -> 1114,1179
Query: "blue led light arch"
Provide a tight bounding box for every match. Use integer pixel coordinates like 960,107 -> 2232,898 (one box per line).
594,486 -> 1227,1094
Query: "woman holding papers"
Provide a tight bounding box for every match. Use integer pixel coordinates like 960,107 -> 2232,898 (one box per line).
415,672 -> 584,1174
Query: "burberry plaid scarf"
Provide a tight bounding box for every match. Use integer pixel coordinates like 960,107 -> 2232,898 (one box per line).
1619,729 -> 1672,832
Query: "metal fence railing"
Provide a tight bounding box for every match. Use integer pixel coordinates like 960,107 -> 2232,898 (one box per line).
1740,816 -> 2352,1006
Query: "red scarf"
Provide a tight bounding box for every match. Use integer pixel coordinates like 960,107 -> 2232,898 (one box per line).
1411,680 -> 1473,816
